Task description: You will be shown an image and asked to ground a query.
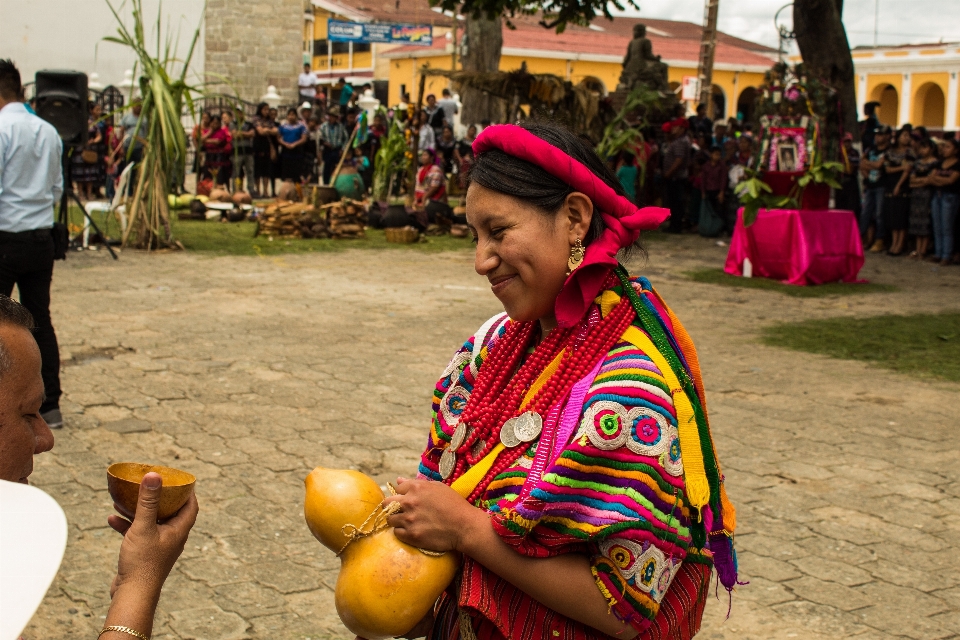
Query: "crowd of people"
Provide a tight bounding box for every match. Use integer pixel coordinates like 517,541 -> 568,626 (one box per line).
853,101 -> 960,265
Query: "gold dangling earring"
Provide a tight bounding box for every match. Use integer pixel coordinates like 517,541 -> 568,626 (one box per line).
567,238 -> 585,274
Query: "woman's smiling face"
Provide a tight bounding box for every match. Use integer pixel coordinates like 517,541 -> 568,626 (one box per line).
466,183 -> 592,328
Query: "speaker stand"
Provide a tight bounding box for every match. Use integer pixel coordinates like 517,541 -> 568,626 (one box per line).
59,149 -> 118,260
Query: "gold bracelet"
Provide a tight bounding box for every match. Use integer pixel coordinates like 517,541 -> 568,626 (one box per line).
98,625 -> 150,640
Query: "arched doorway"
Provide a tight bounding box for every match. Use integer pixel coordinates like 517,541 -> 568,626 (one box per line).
737,87 -> 758,123
870,84 -> 899,126
912,82 -> 945,127
711,85 -> 726,121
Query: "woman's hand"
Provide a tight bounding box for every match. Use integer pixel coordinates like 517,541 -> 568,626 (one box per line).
384,477 -> 482,554
107,472 -> 199,599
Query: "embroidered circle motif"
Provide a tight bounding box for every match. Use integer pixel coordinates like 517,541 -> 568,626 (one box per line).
597,411 -> 622,439
607,543 -> 636,571
663,436 -> 684,477
640,558 -> 657,586
656,564 -> 673,593
631,415 -> 662,447
440,385 -> 470,428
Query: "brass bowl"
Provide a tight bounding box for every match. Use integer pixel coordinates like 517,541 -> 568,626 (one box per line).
107,462 -> 196,521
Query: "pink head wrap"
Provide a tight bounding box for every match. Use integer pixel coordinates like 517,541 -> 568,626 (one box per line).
472,124 -> 669,328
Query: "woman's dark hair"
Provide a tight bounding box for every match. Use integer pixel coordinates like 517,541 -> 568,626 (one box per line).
467,121 -> 643,259
917,137 -> 938,156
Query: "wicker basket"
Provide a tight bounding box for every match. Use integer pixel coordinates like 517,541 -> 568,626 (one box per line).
385,226 -> 420,244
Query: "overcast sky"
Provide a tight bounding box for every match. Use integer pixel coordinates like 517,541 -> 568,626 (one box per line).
615,0 -> 960,50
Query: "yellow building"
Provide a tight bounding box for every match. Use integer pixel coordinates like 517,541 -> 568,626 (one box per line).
301,1 -> 776,121
850,43 -> 960,130
380,16 -> 776,121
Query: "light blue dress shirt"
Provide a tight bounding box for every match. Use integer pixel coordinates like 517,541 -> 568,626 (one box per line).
0,102 -> 63,232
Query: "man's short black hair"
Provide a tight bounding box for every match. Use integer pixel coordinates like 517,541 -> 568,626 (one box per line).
0,59 -> 22,101
442,88 -> 451,96
0,295 -> 35,378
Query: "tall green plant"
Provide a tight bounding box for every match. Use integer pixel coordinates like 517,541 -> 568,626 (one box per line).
372,120 -> 410,203
105,0 -> 202,249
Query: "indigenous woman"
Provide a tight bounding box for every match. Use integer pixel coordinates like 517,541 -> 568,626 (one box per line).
384,122 -> 739,640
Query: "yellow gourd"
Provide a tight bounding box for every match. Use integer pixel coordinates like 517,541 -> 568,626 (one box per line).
304,467 -> 460,640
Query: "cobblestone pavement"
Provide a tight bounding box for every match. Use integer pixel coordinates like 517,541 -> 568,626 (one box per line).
22,235 -> 960,640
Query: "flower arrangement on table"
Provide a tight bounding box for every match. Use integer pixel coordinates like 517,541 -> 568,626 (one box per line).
737,62 -> 844,224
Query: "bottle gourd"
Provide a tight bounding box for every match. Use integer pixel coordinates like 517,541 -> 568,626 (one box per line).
304,467 -> 459,640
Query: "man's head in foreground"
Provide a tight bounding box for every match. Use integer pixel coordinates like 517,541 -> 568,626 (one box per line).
0,296 -> 54,483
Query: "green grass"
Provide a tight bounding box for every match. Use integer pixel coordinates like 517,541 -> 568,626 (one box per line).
686,268 -> 897,297
762,313 -> 960,382
173,219 -> 473,255
69,204 -> 473,256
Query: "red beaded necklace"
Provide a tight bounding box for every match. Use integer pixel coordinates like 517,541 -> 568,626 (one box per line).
446,273 -> 638,501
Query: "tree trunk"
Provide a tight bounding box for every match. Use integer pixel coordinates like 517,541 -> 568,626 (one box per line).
793,0 -> 860,140
460,15 -> 505,125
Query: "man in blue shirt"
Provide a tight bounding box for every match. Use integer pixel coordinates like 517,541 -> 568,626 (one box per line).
0,60 -> 64,428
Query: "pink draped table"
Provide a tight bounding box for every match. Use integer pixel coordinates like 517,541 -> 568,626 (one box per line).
723,208 -> 865,286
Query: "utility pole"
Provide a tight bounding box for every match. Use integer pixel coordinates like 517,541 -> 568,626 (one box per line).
697,0 -> 720,118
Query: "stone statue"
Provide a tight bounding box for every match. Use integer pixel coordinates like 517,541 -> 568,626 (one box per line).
617,24 -> 669,93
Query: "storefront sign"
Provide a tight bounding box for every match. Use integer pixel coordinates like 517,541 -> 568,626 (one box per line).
327,20 -> 432,46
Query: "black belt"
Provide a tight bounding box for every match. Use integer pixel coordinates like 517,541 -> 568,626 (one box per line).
0,228 -> 53,241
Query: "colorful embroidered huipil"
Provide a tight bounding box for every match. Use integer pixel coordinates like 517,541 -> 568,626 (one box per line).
419,277 -> 730,640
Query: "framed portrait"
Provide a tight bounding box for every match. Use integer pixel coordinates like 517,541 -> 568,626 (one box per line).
777,142 -> 798,172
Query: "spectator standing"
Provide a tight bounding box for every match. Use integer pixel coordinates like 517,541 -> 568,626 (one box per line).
859,102 -> 881,153
118,100 -> 148,195
661,117 -> 692,233
688,103 -> 712,138
929,138 -> 960,265
835,132 -> 861,218
337,77 -> 354,117
277,107 -> 308,183
298,63 -> 319,105
882,127 -> 914,256
711,120 -> 727,148
616,151 -> 639,204
908,137 -> 938,260
71,102 -> 106,200
700,145 -> 727,223
436,125 -> 456,174
860,124 -> 891,250
437,88 -> 459,129
234,111 -> 256,195
252,102 -> 278,198
299,102 -> 313,124
200,112 -> 232,186
220,110 -> 239,191
424,94 -> 445,139
303,116 -> 321,183
0,59 -> 64,428
417,110 -> 436,152
319,109 -> 348,185
191,111 -> 211,180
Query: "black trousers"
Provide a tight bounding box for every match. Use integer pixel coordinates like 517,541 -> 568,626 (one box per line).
665,178 -> 689,233
322,147 -> 342,185
0,231 -> 61,412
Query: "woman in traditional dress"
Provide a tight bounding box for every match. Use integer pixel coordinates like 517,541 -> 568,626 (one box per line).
200,111 -> 233,186
383,122 -> 739,640
71,102 -> 107,200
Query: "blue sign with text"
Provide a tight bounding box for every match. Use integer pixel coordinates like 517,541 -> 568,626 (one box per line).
327,20 -> 433,47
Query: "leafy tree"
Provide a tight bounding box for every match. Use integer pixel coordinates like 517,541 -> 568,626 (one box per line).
431,0 -> 638,123
793,0 -> 859,140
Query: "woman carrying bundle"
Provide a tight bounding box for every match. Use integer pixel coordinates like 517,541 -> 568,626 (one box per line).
383,122 -> 739,640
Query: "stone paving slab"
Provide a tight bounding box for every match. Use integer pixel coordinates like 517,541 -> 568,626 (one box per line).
22,235 -> 960,639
